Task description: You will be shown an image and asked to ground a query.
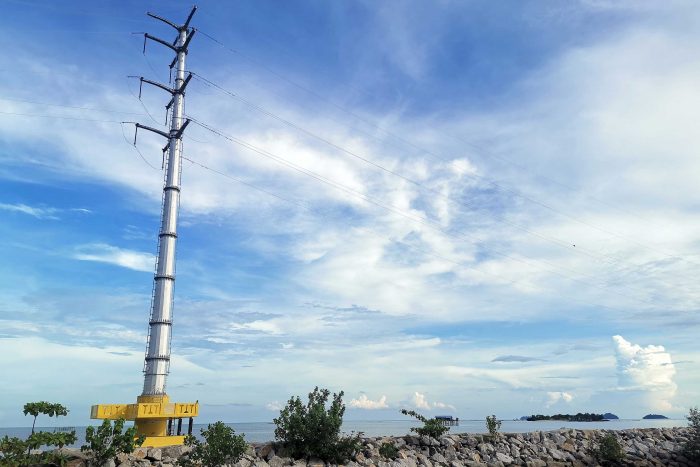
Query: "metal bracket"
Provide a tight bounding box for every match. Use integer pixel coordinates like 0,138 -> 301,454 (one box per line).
143,26 -> 196,56
180,28 -> 196,54
147,6 -> 197,32
173,118 -> 191,139
134,120 -> 189,140
141,77 -> 175,96
135,123 -> 170,140
144,33 -> 178,54
140,73 -> 192,97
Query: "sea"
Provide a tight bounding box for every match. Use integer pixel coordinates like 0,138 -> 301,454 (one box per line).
0,418 -> 685,448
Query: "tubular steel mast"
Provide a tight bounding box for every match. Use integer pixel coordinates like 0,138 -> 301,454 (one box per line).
90,6 -> 199,448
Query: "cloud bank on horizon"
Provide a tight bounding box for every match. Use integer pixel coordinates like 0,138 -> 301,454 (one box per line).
0,0 -> 698,425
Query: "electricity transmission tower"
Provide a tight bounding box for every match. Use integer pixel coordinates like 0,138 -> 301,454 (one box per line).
90,6 -> 199,448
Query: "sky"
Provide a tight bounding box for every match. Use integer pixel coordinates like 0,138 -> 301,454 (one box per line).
1,0 -> 699,426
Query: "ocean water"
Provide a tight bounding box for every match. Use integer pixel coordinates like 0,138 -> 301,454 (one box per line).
0,418 -> 685,447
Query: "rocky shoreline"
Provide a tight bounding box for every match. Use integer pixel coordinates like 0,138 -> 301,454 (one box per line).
58,427 -> 696,467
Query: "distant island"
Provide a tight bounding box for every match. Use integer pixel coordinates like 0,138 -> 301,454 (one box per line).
603,412 -> 619,420
527,413 -> 605,422
643,414 -> 669,419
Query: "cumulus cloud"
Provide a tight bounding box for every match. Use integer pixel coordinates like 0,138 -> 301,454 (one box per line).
410,392 -> 454,411
349,394 -> 388,409
546,391 -> 574,407
412,392 -> 431,410
73,243 -> 154,272
613,335 -> 677,411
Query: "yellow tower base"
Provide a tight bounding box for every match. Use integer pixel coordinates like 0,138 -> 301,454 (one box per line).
91,395 -> 199,447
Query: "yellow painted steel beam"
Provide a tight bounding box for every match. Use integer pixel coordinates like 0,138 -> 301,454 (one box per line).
91,398 -> 198,420
91,404 -> 136,420
141,435 -> 187,447
91,395 -> 198,446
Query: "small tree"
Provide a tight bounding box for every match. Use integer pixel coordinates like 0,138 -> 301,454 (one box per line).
684,406 -> 700,462
178,422 -> 246,467
590,432 -> 624,466
81,419 -> 143,467
485,415 -> 501,439
274,387 -> 361,463
400,409 -> 449,439
1,403 -> 76,466
23,402 -> 69,434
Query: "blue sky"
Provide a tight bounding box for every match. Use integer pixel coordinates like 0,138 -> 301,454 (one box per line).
2,0 -> 699,426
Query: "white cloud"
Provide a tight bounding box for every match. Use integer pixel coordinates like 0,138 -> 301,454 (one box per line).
546,391 -> 574,407
73,243 -> 154,272
349,394 -> 388,410
3,2 -> 700,423
411,392 -> 430,410
0,202 -> 59,219
408,392 -> 455,411
432,401 -> 456,411
613,335 -> 677,411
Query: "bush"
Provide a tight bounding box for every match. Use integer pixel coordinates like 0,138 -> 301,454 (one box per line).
485,415 -> 501,438
273,387 -> 361,463
81,419 -> 143,467
684,406 -> 700,462
0,435 -> 32,466
379,442 -> 399,460
591,432 -> 625,466
178,421 -> 246,467
1,401 -> 76,466
400,409 -> 449,439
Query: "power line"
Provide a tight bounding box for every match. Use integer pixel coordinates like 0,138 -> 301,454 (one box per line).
0,96 -> 147,116
188,72 -> 687,279
125,78 -> 167,126
180,152 -> 678,316
196,28 -> 697,268
120,122 -> 160,170
0,107 -> 681,307
0,99 -> 696,292
0,110 -> 123,123
186,116 -> 675,308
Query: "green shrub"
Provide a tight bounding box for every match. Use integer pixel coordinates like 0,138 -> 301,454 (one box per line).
485,415 -> 501,439
379,442 -> 399,460
273,387 -> 361,463
0,401 -> 76,466
684,406 -> 700,462
400,409 -> 450,439
591,432 -> 625,466
178,421 -> 246,467
81,419 -> 143,466
0,435 -> 31,466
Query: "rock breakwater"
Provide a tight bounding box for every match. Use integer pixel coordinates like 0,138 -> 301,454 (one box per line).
58,427 -> 696,466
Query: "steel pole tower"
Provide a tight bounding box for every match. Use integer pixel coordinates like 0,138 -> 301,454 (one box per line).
143,13 -> 189,397
90,6 -> 199,448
